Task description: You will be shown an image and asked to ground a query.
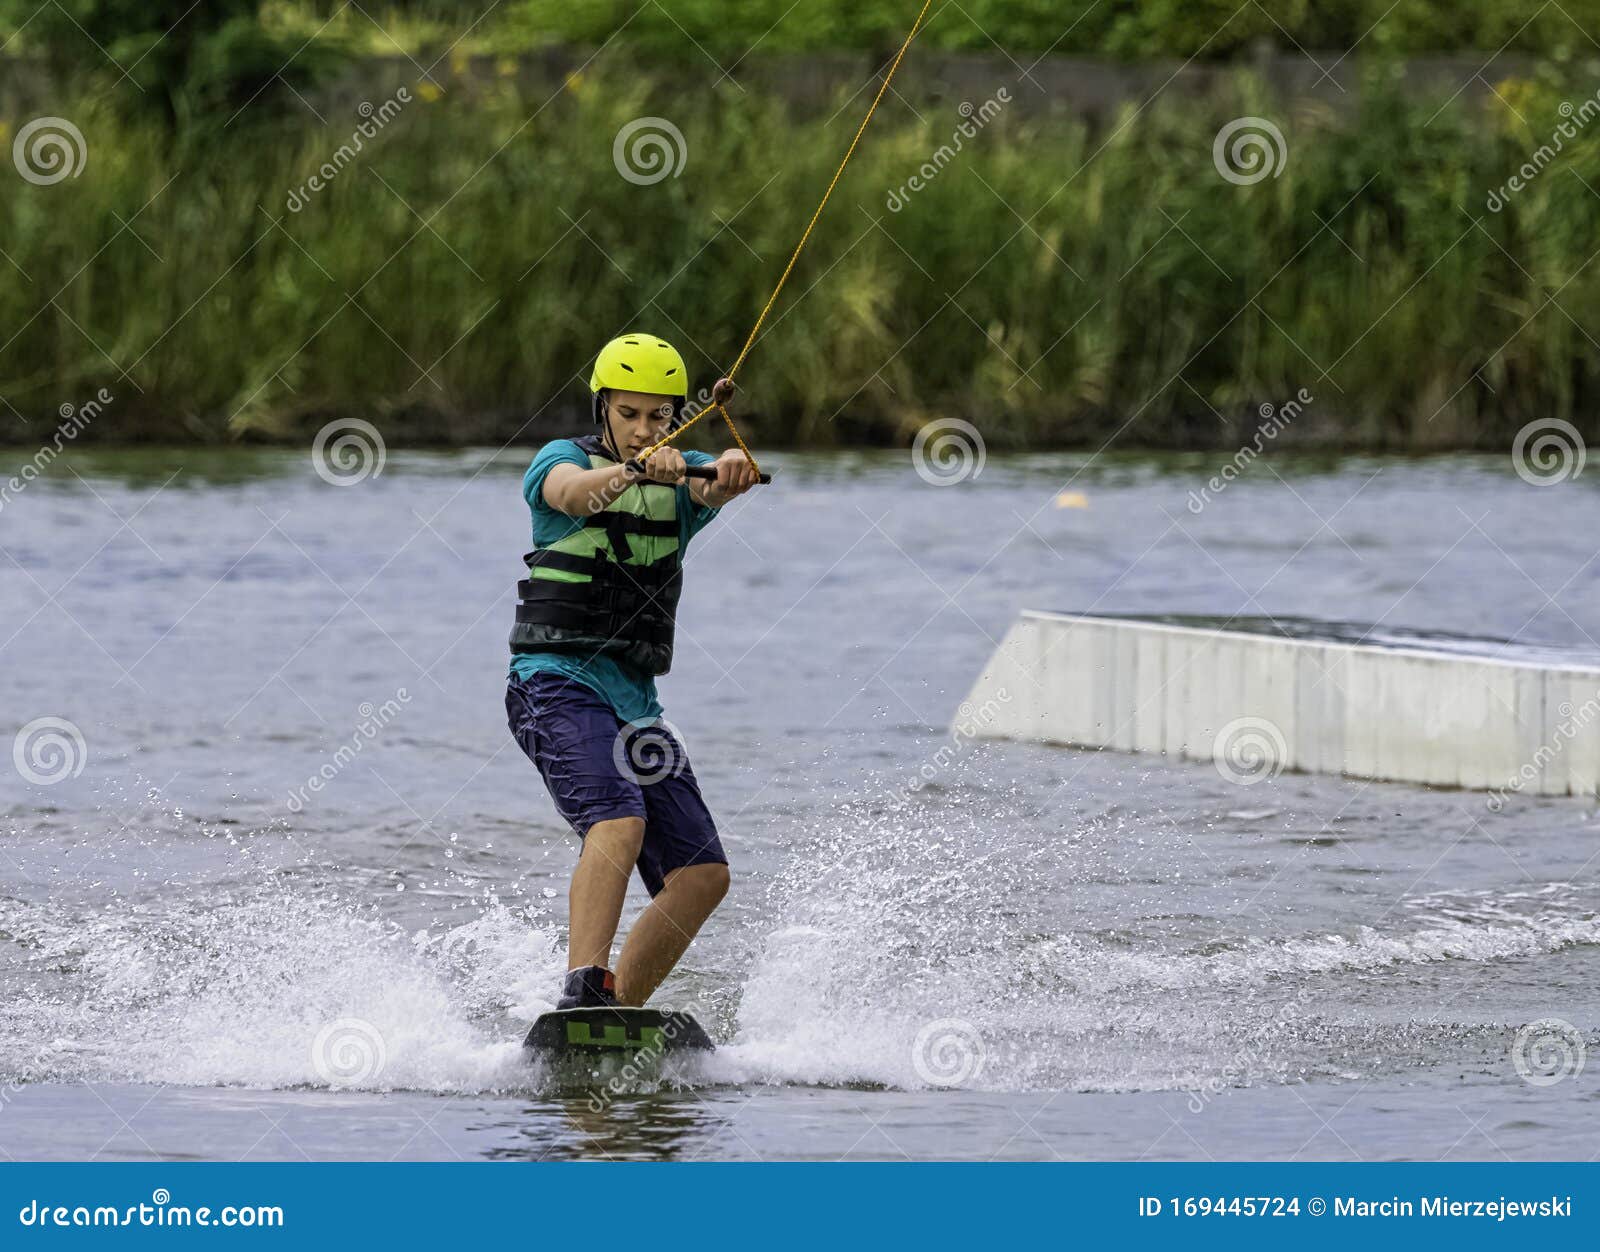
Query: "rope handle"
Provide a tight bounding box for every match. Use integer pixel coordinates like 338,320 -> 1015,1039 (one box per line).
624,461 -> 774,484
636,0 -> 935,473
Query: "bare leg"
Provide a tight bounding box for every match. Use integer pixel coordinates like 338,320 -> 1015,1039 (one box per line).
614,862 -> 731,1006
567,817 -> 645,971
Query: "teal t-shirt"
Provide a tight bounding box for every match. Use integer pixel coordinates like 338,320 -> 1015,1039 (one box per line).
509,438 -> 720,722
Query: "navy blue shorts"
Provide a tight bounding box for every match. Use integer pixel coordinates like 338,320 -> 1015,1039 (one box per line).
505,672 -> 726,897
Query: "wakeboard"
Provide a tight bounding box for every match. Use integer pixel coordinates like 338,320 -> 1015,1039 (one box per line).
523,1006 -> 715,1056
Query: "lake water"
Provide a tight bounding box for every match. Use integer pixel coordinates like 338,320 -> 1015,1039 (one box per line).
1,447 -> 1597,1160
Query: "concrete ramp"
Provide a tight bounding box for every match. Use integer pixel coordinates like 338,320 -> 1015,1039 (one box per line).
961,612 -> 1600,800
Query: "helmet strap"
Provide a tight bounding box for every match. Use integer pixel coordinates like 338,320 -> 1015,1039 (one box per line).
595,391 -> 623,462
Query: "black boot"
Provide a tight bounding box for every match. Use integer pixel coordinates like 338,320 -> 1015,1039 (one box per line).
557,964 -> 619,1010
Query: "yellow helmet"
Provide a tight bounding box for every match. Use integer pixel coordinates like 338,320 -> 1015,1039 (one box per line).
589,333 -> 689,398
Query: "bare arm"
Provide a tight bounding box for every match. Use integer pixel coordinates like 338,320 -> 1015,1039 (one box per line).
542,460 -> 634,517
543,449 -> 689,516
688,449 -> 762,508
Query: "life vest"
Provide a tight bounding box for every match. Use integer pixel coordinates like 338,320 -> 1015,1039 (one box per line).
509,434 -> 683,676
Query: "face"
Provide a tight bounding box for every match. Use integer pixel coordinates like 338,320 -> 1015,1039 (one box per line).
602,389 -> 676,456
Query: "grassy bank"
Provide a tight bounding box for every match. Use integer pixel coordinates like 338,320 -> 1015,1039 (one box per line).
6,1 -> 1590,61
502,0 -> 1600,61
2,64 -> 1598,451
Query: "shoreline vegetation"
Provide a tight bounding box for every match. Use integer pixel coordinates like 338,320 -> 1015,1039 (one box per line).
2,29 -> 1599,451
7,1 -> 1599,63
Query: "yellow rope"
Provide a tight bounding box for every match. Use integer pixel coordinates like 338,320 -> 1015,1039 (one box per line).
641,0 -> 934,473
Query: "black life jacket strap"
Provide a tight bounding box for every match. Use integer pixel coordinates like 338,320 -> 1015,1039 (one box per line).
523,549 -> 598,577
519,552 -> 681,603
578,513 -> 678,538
514,599 -> 675,645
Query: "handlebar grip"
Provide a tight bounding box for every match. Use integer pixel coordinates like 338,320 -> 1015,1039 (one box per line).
626,460 -> 773,484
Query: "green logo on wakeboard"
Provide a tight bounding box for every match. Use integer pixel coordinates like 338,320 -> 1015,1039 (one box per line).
565,1021 -> 666,1050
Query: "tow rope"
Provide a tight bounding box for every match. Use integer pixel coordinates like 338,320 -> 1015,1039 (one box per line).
636,0 -> 935,476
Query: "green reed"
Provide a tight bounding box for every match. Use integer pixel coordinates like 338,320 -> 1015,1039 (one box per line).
1,64 -> 1596,449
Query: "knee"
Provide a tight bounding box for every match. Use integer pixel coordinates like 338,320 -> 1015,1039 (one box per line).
678,860 -> 730,906
585,816 -> 645,860
698,861 -> 731,904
